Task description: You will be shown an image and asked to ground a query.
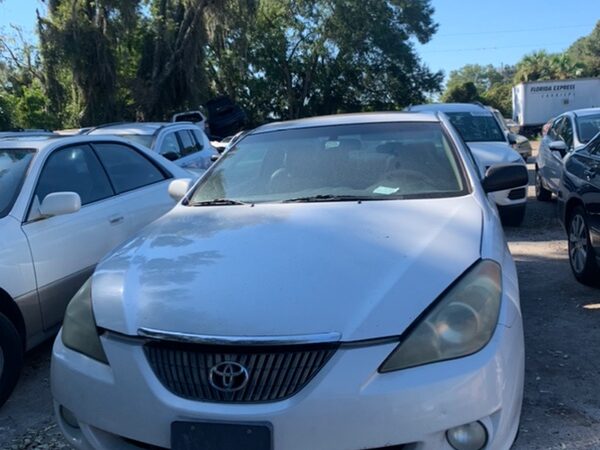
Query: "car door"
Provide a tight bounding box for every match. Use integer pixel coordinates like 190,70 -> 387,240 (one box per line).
91,142 -> 176,236
21,144 -> 124,330
173,128 -> 217,175
545,117 -> 567,191
580,139 -> 600,252
155,131 -> 182,162
539,117 -> 560,189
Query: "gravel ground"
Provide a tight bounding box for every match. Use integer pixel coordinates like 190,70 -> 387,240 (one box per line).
3,151 -> 600,449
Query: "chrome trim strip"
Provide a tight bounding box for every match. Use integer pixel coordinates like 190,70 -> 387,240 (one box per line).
137,328 -> 342,346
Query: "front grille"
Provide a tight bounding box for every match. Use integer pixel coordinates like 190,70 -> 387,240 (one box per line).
144,341 -> 337,403
508,187 -> 527,200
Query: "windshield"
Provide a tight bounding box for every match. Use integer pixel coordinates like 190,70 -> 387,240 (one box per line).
117,134 -> 154,149
446,112 -> 506,143
0,149 -> 35,218
491,110 -> 509,133
188,122 -> 467,205
576,114 -> 600,144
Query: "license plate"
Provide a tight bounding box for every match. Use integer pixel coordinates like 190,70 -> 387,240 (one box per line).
171,421 -> 272,450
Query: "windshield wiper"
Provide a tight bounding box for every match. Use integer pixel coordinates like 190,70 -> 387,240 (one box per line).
282,194 -> 371,203
189,198 -> 249,206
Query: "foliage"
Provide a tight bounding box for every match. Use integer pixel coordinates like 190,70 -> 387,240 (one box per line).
441,81 -> 480,104
0,0 -> 441,129
567,21 -> 600,77
513,50 -> 585,83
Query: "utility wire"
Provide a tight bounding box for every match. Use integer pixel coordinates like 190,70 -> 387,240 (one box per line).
437,24 -> 596,37
421,42 -> 574,54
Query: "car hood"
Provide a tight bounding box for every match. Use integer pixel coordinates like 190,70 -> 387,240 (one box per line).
467,141 -> 523,169
92,196 -> 483,341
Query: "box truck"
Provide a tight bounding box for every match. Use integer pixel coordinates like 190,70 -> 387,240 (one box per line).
512,78 -> 600,134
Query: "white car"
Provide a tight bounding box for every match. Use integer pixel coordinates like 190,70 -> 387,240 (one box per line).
0,135 -> 191,406
86,122 -> 219,176
52,112 -> 526,450
536,108 -> 600,201
408,103 -> 528,226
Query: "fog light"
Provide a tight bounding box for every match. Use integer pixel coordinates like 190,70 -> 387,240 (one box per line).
446,421 -> 487,450
60,405 -> 80,429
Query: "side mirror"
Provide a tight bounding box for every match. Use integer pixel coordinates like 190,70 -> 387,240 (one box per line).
482,164 -> 528,193
40,192 -> 81,217
210,154 -> 220,162
507,133 -> 518,145
168,178 -> 193,201
162,151 -> 180,162
549,140 -> 568,157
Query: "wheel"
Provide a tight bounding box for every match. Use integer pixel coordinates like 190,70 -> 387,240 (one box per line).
568,207 -> 600,286
500,204 -> 526,227
0,312 -> 24,408
535,169 -> 552,201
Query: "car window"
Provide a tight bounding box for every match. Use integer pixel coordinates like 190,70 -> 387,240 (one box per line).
177,130 -> 199,157
158,132 -> 182,161
548,117 -> 563,141
587,136 -> 600,157
576,114 -> 600,144
35,145 -> 114,206
92,143 -> 167,194
560,118 -> 574,149
191,129 -> 206,151
445,112 -> 506,142
189,122 -> 468,204
0,148 -> 36,218
118,134 -> 154,149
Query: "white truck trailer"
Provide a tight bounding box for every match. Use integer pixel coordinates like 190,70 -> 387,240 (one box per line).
512,78 -> 600,134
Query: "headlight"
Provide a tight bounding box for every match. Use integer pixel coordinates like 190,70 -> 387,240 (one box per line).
379,260 -> 501,372
61,278 -> 109,364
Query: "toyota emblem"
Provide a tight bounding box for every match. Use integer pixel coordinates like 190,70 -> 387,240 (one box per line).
209,361 -> 249,392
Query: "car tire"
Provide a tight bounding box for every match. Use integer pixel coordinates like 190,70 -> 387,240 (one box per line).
500,204 -> 526,227
568,207 -> 600,286
0,312 -> 24,408
535,169 -> 552,202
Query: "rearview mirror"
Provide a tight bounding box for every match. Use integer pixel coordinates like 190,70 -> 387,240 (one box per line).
40,192 -> 81,217
482,164 -> 528,193
168,178 -> 193,201
549,140 -> 568,157
507,133 -> 518,145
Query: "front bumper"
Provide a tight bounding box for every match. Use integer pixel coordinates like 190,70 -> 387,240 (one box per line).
52,315 -> 524,450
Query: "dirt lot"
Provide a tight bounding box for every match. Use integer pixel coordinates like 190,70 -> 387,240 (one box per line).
2,156 -> 600,449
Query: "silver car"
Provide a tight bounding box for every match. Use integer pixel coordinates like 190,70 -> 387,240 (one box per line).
536,108 -> 600,201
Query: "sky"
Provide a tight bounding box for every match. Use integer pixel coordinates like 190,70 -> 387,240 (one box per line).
1,0 -> 599,81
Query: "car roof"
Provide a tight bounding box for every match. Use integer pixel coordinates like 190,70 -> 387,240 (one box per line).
87,122 -> 198,136
251,112 -> 439,134
409,103 -> 492,114
87,122 -> 168,135
0,134 -> 147,154
570,108 -> 600,117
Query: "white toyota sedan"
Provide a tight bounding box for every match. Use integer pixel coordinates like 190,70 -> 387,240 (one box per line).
0,135 -> 191,406
52,113 -> 526,450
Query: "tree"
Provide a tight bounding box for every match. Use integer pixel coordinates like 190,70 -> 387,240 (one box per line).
445,64 -> 510,94
481,82 -> 512,116
567,21 -> 600,76
207,0 -> 442,123
514,51 -> 584,83
442,81 -> 479,103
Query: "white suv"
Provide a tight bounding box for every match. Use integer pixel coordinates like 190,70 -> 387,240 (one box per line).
408,103 -> 528,226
